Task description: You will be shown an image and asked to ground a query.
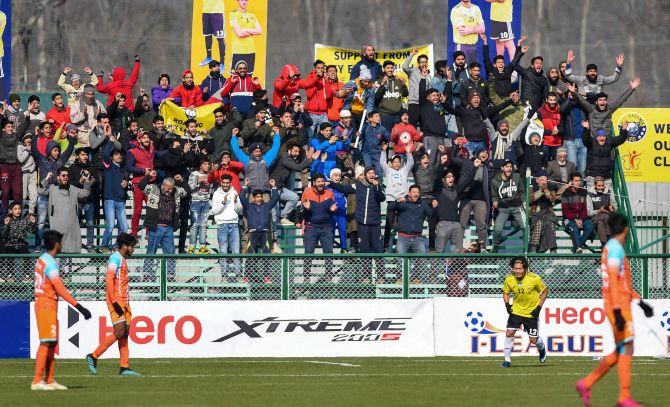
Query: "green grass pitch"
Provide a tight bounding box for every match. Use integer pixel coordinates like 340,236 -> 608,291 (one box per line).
1,357 -> 669,406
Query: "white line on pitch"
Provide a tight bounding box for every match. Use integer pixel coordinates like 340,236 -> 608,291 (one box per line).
305,361 -> 360,367
4,373 -> 670,379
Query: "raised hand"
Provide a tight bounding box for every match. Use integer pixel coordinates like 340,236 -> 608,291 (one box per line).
630,75 -> 641,90
615,53 -> 625,66
565,82 -> 577,93
303,199 -> 311,210
269,178 -> 276,188
521,45 -> 529,54
83,67 -> 93,75
330,203 -> 338,212
63,66 -> 72,74
232,127 -> 240,137
479,33 -> 487,45
566,49 -> 575,64
517,35 -> 527,47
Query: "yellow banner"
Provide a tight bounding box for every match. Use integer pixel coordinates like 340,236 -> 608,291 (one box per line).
314,43 -> 434,83
190,0 -> 268,86
158,101 -> 219,136
613,108 -> 670,183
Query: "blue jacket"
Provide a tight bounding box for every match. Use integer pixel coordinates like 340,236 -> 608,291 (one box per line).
231,132 -> 281,167
200,74 -> 225,102
329,180 -> 385,225
32,138 -> 75,184
240,187 -> 280,231
327,186 -> 347,215
350,59 -> 382,82
396,197 -> 434,235
360,123 -> 390,156
102,142 -> 128,202
309,134 -> 350,178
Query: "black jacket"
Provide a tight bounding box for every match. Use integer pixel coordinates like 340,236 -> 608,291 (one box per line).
583,128 -> 627,179
513,50 -> 549,109
329,180 -> 385,226
436,162 -> 474,222
269,152 -> 310,189
483,44 -> 516,100
418,79 -> 450,139
445,85 -> 512,142
396,197 -> 434,235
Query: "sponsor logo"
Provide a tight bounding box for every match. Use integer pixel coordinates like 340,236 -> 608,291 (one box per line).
464,311 -> 504,335
212,316 -> 408,343
619,112 -> 647,142
661,310 -> 670,333
98,315 -> 202,345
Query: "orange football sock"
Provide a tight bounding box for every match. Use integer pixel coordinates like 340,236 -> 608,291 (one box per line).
45,346 -> 56,383
93,334 -> 118,359
118,337 -> 129,368
32,344 -> 49,384
583,351 -> 618,388
617,354 -> 632,401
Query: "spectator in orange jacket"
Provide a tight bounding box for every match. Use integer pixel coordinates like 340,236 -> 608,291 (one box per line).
272,64 -> 316,108
45,93 -> 71,130
168,70 -> 204,108
97,55 -> 141,110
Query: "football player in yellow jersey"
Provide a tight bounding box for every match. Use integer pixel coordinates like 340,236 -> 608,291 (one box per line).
229,0 -> 262,74
485,0 -> 516,60
501,256 -> 548,367
198,0 -> 226,67
449,0 -> 485,67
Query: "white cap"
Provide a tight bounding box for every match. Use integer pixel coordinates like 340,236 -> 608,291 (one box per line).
339,109 -> 352,118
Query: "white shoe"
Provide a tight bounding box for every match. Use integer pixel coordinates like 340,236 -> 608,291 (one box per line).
46,381 -> 68,390
280,218 -> 294,226
272,242 -> 283,253
31,381 -> 54,391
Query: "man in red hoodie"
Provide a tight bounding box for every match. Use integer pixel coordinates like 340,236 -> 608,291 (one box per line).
97,55 -> 141,110
125,131 -> 155,236
537,92 -> 570,161
304,60 -> 333,141
272,64 -> 316,108
168,70 -> 203,108
45,93 -> 71,129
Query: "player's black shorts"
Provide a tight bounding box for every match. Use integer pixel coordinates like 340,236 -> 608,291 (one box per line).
202,13 -> 225,38
507,314 -> 539,337
490,20 -> 514,41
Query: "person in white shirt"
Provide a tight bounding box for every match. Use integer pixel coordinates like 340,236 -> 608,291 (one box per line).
211,174 -> 243,282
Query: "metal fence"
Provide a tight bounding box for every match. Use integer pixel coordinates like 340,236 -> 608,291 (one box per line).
1,254 -> 668,301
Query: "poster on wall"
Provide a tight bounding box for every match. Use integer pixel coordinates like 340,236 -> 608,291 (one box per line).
190,0 -> 268,86
447,0 -> 522,73
0,0 -> 11,100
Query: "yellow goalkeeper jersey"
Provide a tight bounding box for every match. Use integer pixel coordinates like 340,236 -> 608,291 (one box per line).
503,272 -> 546,318
490,0 -> 513,23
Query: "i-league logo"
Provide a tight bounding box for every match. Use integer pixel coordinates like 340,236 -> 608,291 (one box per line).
619,112 -> 647,142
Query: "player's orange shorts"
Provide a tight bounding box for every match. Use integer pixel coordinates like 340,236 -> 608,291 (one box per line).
108,302 -> 132,326
606,307 -> 634,346
36,307 -> 58,342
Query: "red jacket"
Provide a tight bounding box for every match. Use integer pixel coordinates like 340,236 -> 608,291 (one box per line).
97,61 -> 141,110
127,143 -> 155,184
208,161 -> 244,193
272,64 -> 316,108
46,106 -> 71,129
327,80 -> 345,122
304,71 -> 333,115
538,102 -> 563,147
169,85 -> 204,108
391,122 -> 422,154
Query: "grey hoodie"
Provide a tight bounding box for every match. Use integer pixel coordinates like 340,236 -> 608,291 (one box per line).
402,55 -> 432,105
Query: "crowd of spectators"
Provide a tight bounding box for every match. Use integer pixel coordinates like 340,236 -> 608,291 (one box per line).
0,30 -> 642,282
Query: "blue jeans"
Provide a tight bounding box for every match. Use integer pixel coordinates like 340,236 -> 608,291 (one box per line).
565,138 -> 587,174
396,235 -> 426,254
189,200 -> 211,246
35,195 -> 49,250
101,199 -> 129,248
143,225 -> 176,281
565,219 -> 594,252
363,151 -> 384,182
465,141 -> 487,157
304,226 -> 334,254
81,201 -> 95,246
217,223 -> 240,279
308,113 -> 328,141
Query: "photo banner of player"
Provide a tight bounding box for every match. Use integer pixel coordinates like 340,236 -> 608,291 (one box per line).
315,43 -> 434,83
614,108 -> 670,183
190,0 -> 268,86
447,0 -> 522,74
0,0 -> 11,100
158,100 -> 219,136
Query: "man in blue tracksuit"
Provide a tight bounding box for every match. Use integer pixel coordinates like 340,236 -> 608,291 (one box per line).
359,111 -> 390,182
240,178 -> 280,254
328,168 -> 349,252
309,122 -> 349,179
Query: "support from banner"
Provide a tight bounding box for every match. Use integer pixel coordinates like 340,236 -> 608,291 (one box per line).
190,0 -> 268,86
159,100 -> 219,136
613,108 -> 670,183
314,44 -> 434,84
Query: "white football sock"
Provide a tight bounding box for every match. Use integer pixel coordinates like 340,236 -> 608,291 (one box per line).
504,336 -> 513,362
535,336 -> 545,351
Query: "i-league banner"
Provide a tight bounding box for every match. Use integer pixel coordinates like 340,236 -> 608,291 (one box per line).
447,0 -> 522,73
190,0 -> 268,86
315,43 -> 434,84
613,108 -> 670,183
0,0 -> 10,100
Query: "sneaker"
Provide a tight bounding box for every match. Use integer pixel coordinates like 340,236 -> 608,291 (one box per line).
46,381 -> 68,390
100,247 -> 111,254
575,247 -> 584,254
198,246 -> 210,254
538,346 -> 547,363
119,367 -> 143,377
280,218 -> 294,226
272,242 -> 283,253
575,379 -> 591,407
86,353 -> 98,375
31,381 -> 54,391
501,361 -> 511,368
198,56 -> 213,67
616,398 -> 643,407
187,246 -> 195,254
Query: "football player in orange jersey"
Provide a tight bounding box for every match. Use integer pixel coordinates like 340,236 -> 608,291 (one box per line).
576,213 -> 654,407
86,233 -> 142,376
32,230 -> 91,390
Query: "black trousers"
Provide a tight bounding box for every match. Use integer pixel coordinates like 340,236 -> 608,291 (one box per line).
359,224 -> 382,253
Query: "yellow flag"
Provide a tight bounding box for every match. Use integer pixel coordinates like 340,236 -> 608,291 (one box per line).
159,100 -> 219,136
